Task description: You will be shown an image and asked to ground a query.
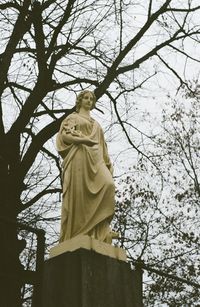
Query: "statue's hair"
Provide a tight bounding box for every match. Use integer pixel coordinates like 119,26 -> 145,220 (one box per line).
76,90 -> 96,112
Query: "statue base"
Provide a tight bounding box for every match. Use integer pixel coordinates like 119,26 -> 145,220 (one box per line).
42,248 -> 143,307
49,235 -> 127,261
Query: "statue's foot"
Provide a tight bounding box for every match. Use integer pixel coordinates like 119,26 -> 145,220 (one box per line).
104,230 -> 119,244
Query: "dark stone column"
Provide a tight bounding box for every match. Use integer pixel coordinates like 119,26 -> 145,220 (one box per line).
42,249 -> 143,307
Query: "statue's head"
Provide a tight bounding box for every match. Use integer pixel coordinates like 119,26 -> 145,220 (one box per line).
76,90 -> 96,112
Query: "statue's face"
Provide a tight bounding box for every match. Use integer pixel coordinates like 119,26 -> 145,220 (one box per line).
80,92 -> 94,110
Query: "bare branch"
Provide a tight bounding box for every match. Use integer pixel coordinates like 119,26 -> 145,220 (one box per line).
0,0 -> 32,92
168,43 -> 200,64
46,0 -> 76,59
41,0 -> 56,10
167,5 -> 200,12
139,262 -> 200,289
32,1 -> 47,74
0,0 -> 32,134
157,53 -> 194,94
19,110 -> 74,180
51,78 -> 99,91
148,0 -> 153,19
117,29 -> 182,75
7,82 -> 32,93
22,188 -> 61,212
95,0 -> 172,97
0,2 -> 20,10
7,82 -> 51,137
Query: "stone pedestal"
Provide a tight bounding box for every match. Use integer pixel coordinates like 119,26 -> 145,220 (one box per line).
42,240 -> 143,307
49,235 -> 127,261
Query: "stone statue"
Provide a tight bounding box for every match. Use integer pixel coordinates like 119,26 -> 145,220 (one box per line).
56,90 -> 116,244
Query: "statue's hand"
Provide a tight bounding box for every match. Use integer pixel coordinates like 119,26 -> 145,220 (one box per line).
71,129 -> 83,137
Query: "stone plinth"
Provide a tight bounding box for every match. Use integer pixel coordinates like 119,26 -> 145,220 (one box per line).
42,248 -> 143,307
49,235 -> 127,261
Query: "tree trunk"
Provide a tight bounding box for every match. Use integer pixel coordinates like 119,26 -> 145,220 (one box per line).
0,134 -> 24,307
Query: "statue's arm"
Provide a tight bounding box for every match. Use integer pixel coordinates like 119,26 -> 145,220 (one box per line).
59,116 -> 97,147
61,130 -> 97,147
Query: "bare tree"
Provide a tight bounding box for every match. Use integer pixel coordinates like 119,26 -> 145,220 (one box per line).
1,0 -> 200,305
113,91 -> 200,305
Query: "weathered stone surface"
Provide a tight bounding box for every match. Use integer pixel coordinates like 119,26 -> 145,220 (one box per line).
42,248 -> 143,307
49,235 -> 127,261
56,90 -> 115,244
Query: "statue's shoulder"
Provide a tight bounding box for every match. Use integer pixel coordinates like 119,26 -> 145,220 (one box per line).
67,112 -> 77,118
94,119 -> 102,129
64,112 -> 78,121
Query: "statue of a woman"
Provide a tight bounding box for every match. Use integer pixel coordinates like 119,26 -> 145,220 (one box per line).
56,90 -> 115,243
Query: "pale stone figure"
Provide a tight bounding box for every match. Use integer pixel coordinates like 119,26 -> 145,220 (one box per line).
56,90 -> 115,243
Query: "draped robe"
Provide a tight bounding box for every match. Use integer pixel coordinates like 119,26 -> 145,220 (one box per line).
56,112 -> 115,243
